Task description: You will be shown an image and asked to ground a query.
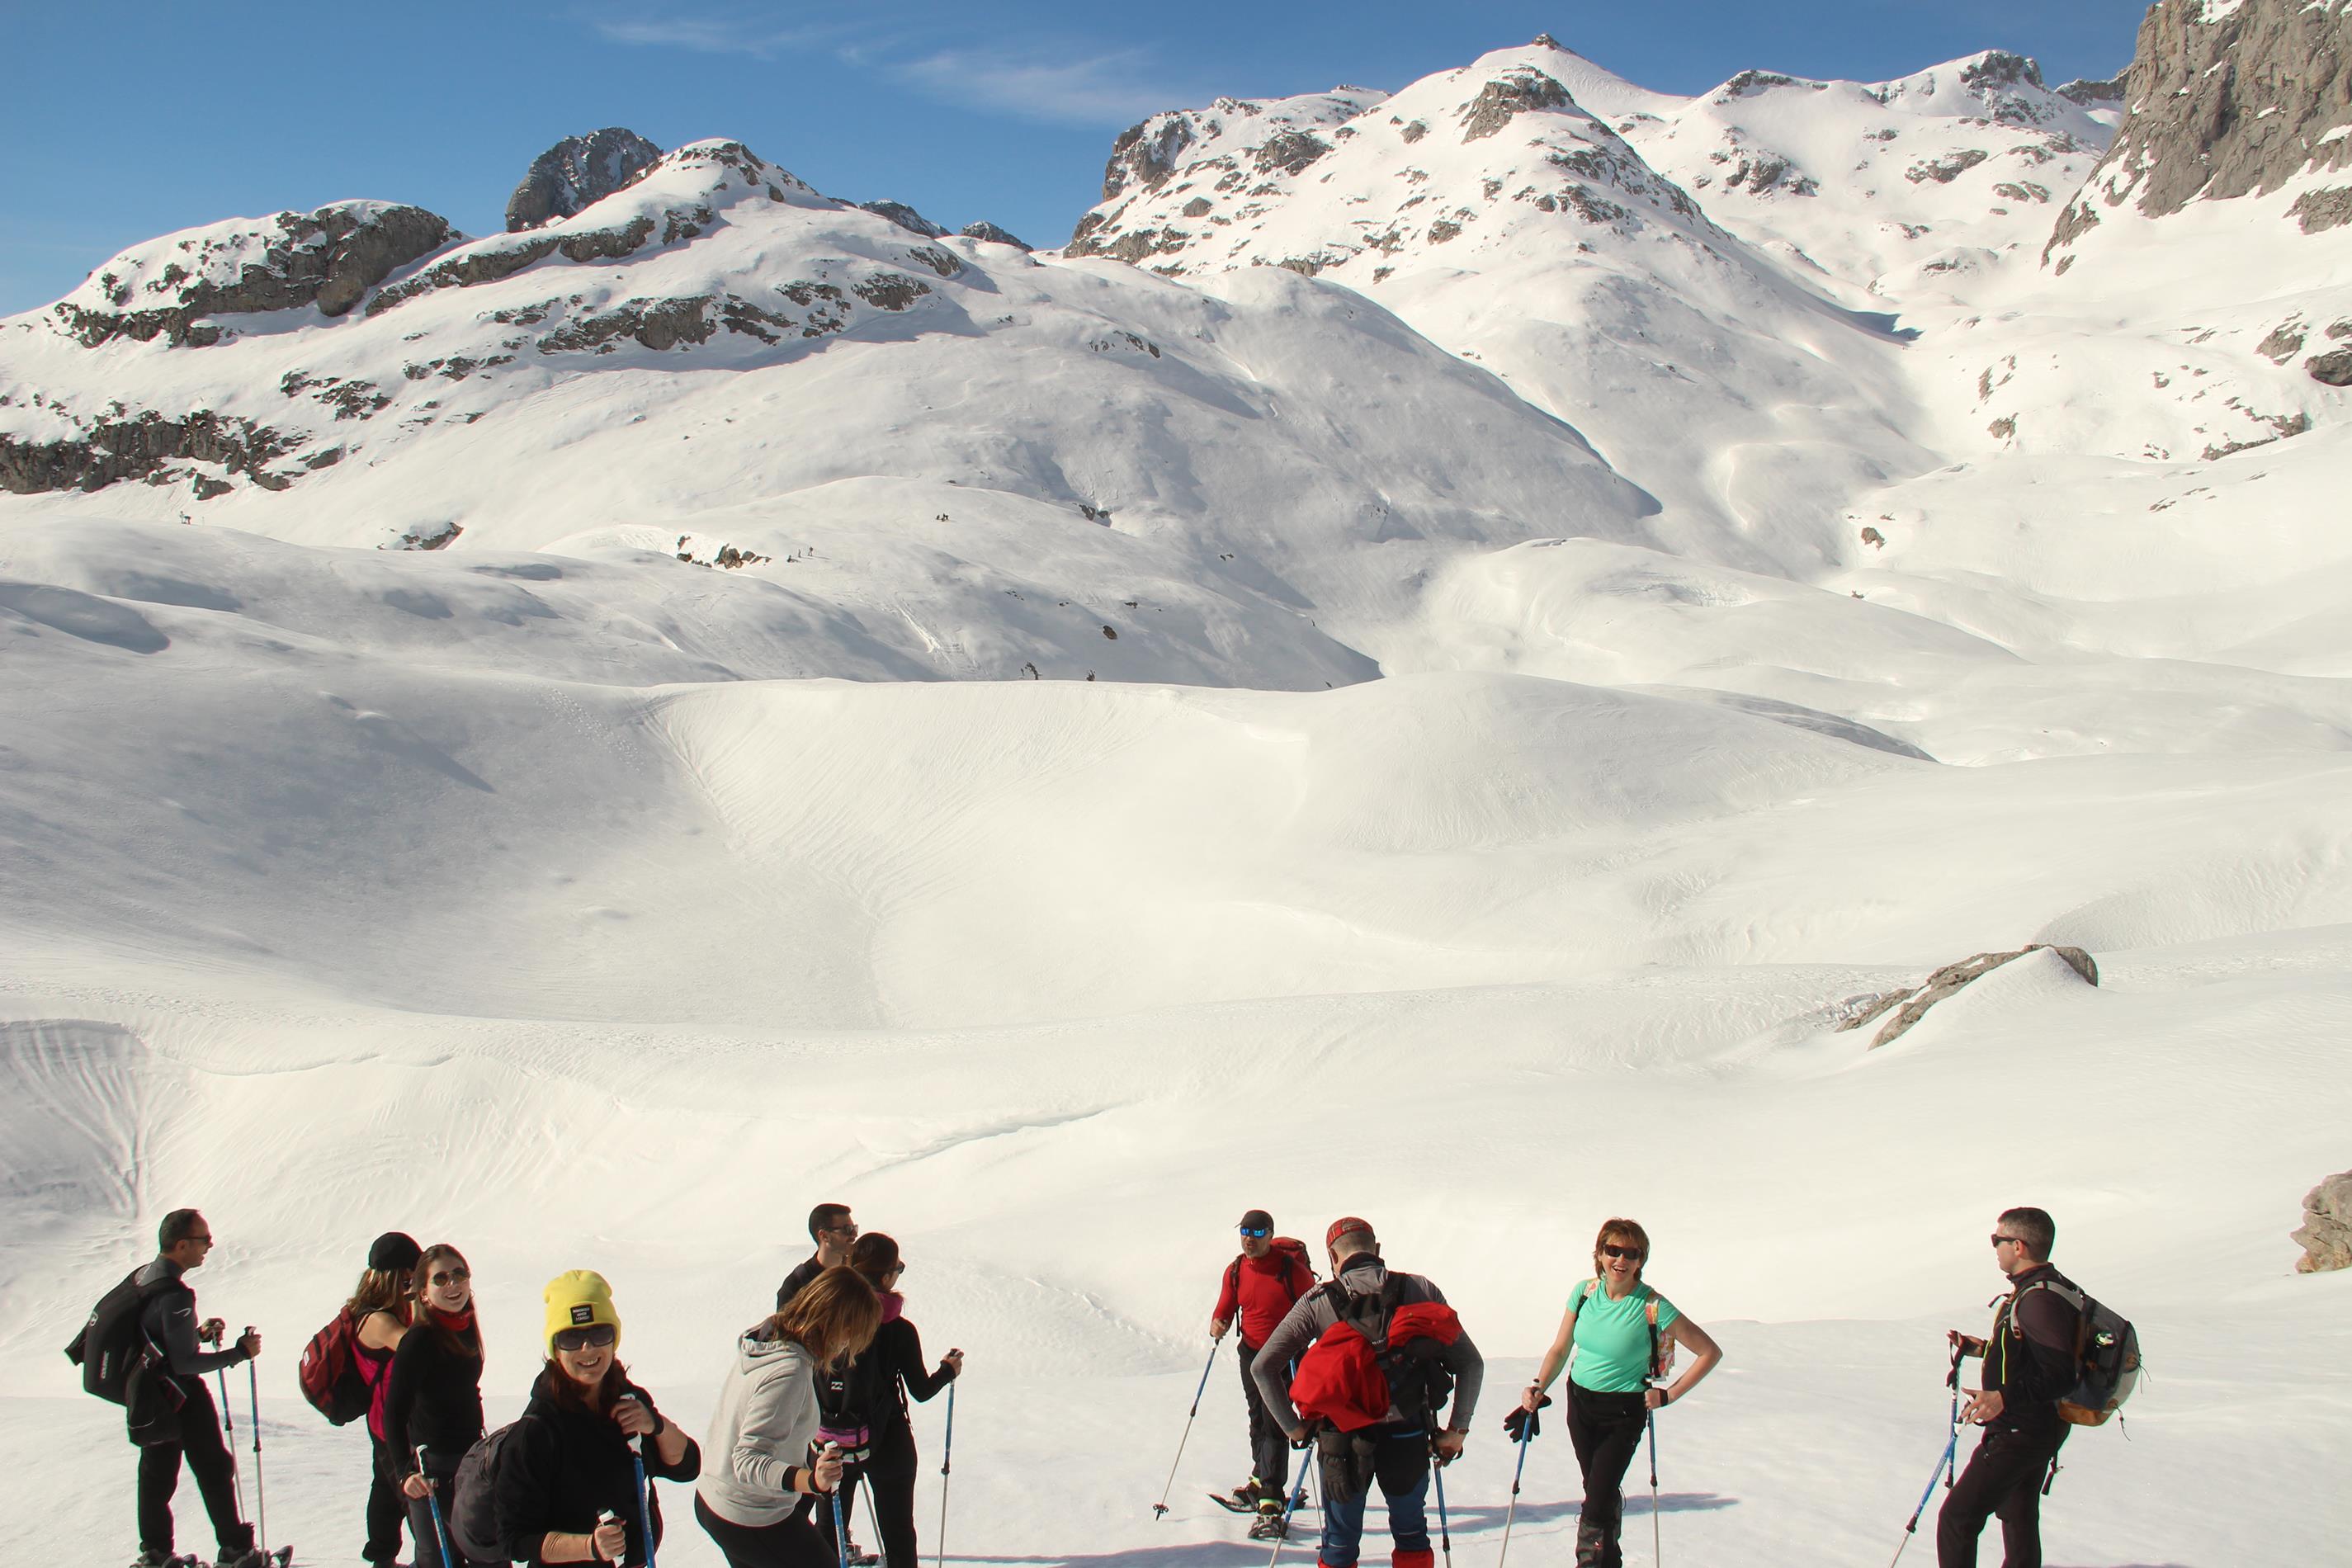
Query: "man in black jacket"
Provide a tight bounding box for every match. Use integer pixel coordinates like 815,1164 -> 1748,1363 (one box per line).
131,1208 -> 267,1568
1939,1207 -> 2079,1567
776,1202 -> 857,1310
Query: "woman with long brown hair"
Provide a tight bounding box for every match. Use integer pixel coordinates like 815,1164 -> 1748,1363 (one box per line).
817,1235 -> 961,1568
495,1270 -> 700,1566
349,1232 -> 422,1568
697,1265 -> 886,1568
387,1244 -> 487,1566
1518,1218 -> 1723,1568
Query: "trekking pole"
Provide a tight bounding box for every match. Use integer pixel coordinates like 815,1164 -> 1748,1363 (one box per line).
1944,1348 -> 1962,1491
1886,1424 -> 1962,1568
632,1438 -> 658,1568
247,1347 -> 269,1558
1497,1419 -> 1534,1568
1429,1438 -> 1453,1568
1646,1406 -> 1660,1566
1152,1342 -> 1220,1518
215,1367 -> 249,1523
1264,1469 -> 1311,1568
419,1448 -> 458,1568
935,1381 -> 956,1568
830,1450 -> 852,1568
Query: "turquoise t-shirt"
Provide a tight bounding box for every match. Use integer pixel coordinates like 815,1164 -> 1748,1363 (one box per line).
1567,1281 -> 1679,1394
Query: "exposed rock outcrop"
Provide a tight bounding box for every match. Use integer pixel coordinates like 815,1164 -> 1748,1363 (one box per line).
959,221 -> 1032,250
1839,944 -> 2099,1049
1101,113 -> 1197,201
2048,0 -> 2352,258
2293,1171 -> 2352,1273
506,128 -> 663,231
1461,68 -> 1571,142
2056,73 -> 2125,107
54,204 -> 451,347
0,409 -> 294,495
859,200 -> 947,238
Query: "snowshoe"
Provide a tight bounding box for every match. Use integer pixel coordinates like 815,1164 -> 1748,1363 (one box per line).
1209,1486 -> 1257,1514
216,1547 -> 291,1568
130,1552 -> 198,1568
847,1549 -> 880,1567
1246,1513 -> 1289,1542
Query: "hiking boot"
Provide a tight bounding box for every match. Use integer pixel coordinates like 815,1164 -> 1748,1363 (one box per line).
1572,1519 -> 1610,1568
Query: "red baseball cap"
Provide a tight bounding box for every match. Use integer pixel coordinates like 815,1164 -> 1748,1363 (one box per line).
1325,1216 -> 1374,1249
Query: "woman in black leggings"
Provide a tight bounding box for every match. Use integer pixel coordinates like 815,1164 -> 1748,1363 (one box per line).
815,1234 -> 961,1568
1519,1219 -> 1721,1568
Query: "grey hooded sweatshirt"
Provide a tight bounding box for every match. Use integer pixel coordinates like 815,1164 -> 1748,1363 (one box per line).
697,1325 -> 824,1528
1251,1254 -> 1485,1433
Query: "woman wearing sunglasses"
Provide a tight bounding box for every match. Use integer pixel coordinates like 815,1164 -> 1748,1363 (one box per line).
817,1235 -> 962,1568
498,1270 -> 700,1566
1518,1219 -> 1722,1568
697,1266 -> 884,1568
387,1245 -> 486,1566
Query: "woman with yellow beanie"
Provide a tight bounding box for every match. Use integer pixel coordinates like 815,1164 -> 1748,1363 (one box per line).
494,1271 -> 700,1566
697,1267 -> 885,1568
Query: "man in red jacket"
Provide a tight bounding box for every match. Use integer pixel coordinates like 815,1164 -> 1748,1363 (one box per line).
1211,1208 -> 1316,1535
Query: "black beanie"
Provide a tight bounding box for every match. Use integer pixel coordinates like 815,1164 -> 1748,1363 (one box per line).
368,1231 -> 423,1273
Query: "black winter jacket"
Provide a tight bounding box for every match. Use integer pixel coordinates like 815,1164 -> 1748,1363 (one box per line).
1982,1263 -> 2082,1432
835,1309 -> 956,1439
384,1319 -> 485,1477
496,1367 -> 701,1566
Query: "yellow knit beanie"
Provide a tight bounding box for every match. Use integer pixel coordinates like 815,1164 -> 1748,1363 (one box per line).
542,1269 -> 622,1355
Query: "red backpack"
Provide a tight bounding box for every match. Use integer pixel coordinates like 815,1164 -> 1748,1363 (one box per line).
1226,1237 -> 1317,1303
1289,1277 -> 1462,1433
299,1308 -> 372,1425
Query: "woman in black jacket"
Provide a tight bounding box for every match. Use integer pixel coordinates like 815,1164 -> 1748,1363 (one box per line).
388,1244 -> 488,1567
816,1235 -> 961,1568
498,1269 -> 701,1566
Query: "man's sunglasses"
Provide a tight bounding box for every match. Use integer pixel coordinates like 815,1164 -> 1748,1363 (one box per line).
552,1325 -> 618,1352
1600,1244 -> 1643,1260
1991,1234 -> 2024,1248
1238,1226 -> 1271,1239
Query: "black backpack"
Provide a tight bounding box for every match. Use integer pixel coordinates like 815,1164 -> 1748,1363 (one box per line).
1327,1277 -> 1456,1428
64,1268 -> 170,1406
816,1347 -> 888,1458
449,1419 -> 531,1564
2012,1275 -> 2142,1428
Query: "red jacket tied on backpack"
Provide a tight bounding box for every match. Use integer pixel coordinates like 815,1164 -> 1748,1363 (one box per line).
1215,1239 -> 1316,1348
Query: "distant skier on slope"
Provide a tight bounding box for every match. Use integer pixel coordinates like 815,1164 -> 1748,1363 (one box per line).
777,1203 -> 858,1310
1518,1217 -> 1722,1568
1939,1207 -> 2080,1568
1208,1208 -> 1316,1534
97,1209 -> 270,1568
1252,1216 -> 1484,1561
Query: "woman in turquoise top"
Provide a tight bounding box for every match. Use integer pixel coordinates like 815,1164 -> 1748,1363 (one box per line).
1519,1218 -> 1721,1568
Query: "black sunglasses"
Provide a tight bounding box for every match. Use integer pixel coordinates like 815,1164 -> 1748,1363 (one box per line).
552,1324 -> 617,1352
1600,1244 -> 1643,1260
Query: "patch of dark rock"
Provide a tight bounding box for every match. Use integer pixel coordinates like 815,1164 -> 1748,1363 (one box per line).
960,221 -> 1032,249
2255,320 -> 2307,362
1725,154 -> 1819,196
1254,130 -> 1331,175
1400,119 -> 1429,144
366,218 -> 654,318
907,245 -> 962,278
2288,186 -> 2352,234
1181,197 -> 1214,219
1427,219 -> 1462,243
852,273 -> 930,311
1461,69 -> 1570,142
1101,114 -> 1194,200
1720,69 -> 1797,99
506,128 -> 662,231
303,446 -> 346,470
2294,1170 -> 2352,1273
1907,149 -> 1991,185
538,295 -> 716,354
859,200 -> 948,238
0,408 -> 294,495
2056,73 -> 2125,106
2306,347 -> 2352,386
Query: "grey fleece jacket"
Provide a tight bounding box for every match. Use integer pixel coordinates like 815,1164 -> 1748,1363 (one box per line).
1252,1255 -> 1484,1433
697,1326 -> 824,1528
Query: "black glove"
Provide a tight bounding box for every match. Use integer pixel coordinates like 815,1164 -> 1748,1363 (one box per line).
1502,1394 -> 1552,1440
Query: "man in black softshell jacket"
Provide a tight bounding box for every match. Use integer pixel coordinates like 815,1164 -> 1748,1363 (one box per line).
777,1202 -> 857,1310
1939,1207 -> 2081,1568
130,1209 -> 268,1568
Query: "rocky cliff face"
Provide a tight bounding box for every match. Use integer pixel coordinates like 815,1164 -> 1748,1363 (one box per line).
506,128 -> 664,231
2049,0 -> 2352,256
45,203 -> 452,349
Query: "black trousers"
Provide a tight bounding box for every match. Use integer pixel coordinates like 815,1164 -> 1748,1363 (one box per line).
405,1451 -> 494,1568
698,1493 -> 833,1568
137,1377 -> 252,1558
1239,1341 -> 1291,1495
816,1422 -> 921,1568
1936,1424 -> 2068,1568
1566,1384 -> 1648,1568
367,1433 -> 412,1566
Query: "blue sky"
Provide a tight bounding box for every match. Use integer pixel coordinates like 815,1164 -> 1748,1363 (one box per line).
0,1 -> 2151,317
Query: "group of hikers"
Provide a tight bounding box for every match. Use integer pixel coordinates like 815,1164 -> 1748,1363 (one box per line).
75,1199 -> 2122,1568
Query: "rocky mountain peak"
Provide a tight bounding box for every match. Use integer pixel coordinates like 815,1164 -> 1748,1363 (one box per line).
506,127 -> 664,232
858,200 -> 948,238
959,221 -> 1032,250
2048,0 -> 2352,257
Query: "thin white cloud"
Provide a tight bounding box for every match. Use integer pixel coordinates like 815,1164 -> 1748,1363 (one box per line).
895,44 -> 1211,128
591,13 -> 844,59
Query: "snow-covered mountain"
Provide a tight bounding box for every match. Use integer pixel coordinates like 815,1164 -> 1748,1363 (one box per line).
6,7 -> 2352,1567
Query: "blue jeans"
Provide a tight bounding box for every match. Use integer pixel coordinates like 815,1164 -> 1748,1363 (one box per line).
1315,1427 -> 1431,1568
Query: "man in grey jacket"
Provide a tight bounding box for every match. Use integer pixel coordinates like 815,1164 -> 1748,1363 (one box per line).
131,1209 -> 266,1568
1251,1217 -> 1482,1567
